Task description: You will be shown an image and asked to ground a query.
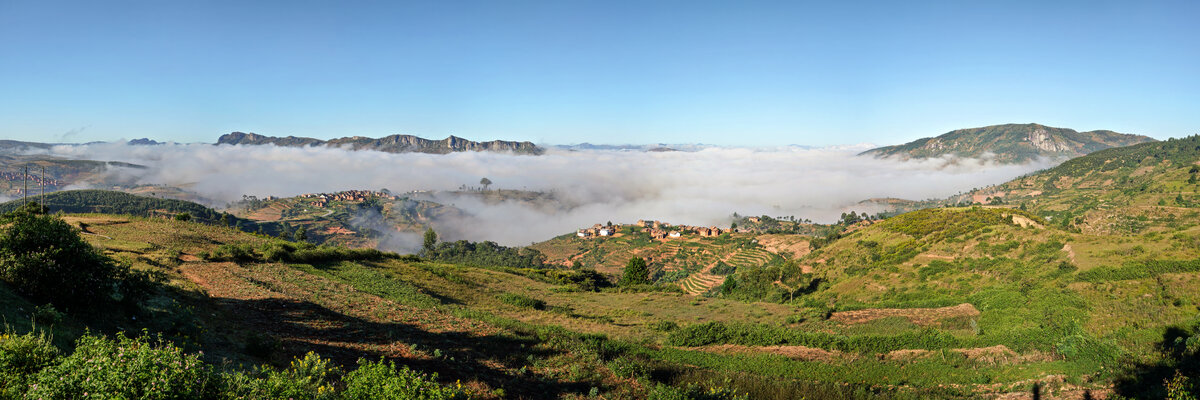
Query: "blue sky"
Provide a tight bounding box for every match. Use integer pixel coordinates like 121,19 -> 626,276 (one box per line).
1,1 -> 1197,146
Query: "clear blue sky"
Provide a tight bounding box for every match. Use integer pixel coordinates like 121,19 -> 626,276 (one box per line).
1,1 -> 1197,146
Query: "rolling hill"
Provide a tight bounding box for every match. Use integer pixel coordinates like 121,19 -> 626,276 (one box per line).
860,123 -> 1155,163
965,135 -> 1200,235
10,209 -> 1187,399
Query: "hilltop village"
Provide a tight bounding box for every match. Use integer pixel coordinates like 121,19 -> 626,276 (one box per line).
577,219 -> 729,240
1,170 -> 63,194
298,190 -> 399,207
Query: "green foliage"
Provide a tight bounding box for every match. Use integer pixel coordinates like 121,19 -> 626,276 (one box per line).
424,240 -> 545,269
648,382 -> 747,400
201,241 -> 392,264
505,267 -> 611,291
498,292 -> 546,310
423,228 -> 438,252
174,212 -> 192,221
0,330 -> 60,398
222,351 -> 341,400
1078,259 -> 1200,282
621,256 -> 651,286
26,332 -> 213,399
3,330 -> 470,399
342,358 -> 468,400
0,212 -> 122,309
709,261 -> 736,275
665,321 -> 963,353
881,207 -> 1038,240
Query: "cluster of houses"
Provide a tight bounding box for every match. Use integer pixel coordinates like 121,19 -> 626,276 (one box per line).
576,223 -> 620,238
2,171 -> 62,192
300,190 -> 398,208
576,219 -> 729,240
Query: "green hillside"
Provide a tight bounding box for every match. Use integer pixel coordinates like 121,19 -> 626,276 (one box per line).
860,123 -> 1155,163
969,135 -> 1200,235
0,189 -> 292,237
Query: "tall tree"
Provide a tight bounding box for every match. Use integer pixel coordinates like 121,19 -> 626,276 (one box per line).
620,256 -> 650,286
479,177 -> 492,191
423,228 -> 438,252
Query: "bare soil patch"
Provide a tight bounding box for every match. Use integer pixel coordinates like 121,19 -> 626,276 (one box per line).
754,234 -> 812,259
695,344 -> 851,362
830,303 -> 980,326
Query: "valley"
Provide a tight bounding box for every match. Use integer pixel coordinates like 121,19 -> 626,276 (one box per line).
1,130 -> 1199,399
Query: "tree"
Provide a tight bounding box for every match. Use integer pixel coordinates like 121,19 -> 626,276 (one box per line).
174,212 -> 191,221
620,257 -> 650,286
294,226 -> 307,242
480,177 -> 492,191
423,228 -> 438,252
0,213 -> 121,309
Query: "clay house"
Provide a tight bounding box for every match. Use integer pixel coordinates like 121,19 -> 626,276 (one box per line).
577,229 -> 592,238
668,231 -> 681,238
648,229 -> 667,240
747,217 -> 760,223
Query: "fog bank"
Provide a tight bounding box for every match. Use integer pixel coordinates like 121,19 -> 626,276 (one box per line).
39,142 -> 1052,246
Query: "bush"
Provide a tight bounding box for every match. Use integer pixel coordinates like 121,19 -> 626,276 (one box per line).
27,333 -> 214,399
217,351 -> 340,400
0,213 -> 122,309
648,382 -> 747,400
498,293 -> 546,310
650,320 -> 679,332
607,356 -> 651,379
342,358 -> 468,400
0,330 -> 60,398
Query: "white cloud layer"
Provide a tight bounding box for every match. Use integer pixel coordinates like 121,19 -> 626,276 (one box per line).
39,143 -> 1053,247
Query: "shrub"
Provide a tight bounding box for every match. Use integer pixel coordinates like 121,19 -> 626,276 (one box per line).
498,293 -> 546,310
27,333 -> 214,399
0,213 -> 121,309
342,358 -> 468,400
0,330 -> 60,398
606,356 -> 651,379
650,320 -> 680,332
219,351 -> 340,400
648,382 -> 747,400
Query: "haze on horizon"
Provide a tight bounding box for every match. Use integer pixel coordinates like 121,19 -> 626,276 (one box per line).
1,1 -> 1197,146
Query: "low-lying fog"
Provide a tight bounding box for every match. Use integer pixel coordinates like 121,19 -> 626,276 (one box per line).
38,142 -> 1053,248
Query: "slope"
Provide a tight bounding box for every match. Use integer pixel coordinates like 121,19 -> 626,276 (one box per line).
860,123 -> 1155,163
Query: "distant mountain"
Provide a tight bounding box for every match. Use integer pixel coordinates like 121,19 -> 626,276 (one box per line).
217,132 -> 544,155
860,123 -> 1155,163
127,138 -> 162,145
0,140 -> 55,154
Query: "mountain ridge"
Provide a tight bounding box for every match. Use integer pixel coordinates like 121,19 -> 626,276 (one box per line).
860,123 -> 1156,163
217,131 -> 544,155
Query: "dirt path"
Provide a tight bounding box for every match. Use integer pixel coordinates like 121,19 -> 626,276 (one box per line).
830,303 -> 980,326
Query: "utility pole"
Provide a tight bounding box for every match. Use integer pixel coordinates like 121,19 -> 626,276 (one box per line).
41,166 -> 46,213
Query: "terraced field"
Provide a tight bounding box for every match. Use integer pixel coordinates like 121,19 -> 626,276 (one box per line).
726,247 -> 779,268
678,272 -> 725,295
